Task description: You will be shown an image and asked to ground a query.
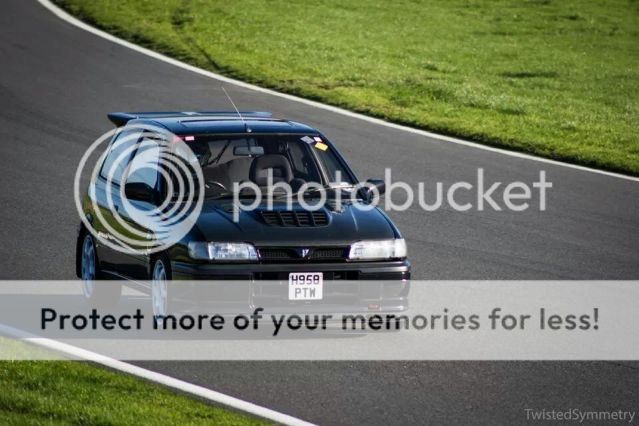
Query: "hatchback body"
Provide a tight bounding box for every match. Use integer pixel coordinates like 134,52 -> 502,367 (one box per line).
76,112 -> 410,316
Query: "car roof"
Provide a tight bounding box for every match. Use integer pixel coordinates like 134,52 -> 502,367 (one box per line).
107,111 -> 319,135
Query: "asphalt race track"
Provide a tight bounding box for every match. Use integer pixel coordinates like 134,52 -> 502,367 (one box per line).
1,1 -> 639,424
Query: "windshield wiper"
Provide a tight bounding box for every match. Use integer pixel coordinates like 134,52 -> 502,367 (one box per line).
301,183 -> 355,195
208,184 -> 356,200
268,183 -> 355,200
206,191 -> 259,200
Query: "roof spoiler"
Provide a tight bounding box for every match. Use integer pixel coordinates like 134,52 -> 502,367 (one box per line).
107,111 -> 273,127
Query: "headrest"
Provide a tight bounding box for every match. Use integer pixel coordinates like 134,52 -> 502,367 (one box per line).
249,154 -> 293,186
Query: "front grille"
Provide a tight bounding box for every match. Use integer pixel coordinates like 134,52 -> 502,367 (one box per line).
258,248 -> 297,262
260,210 -> 329,227
309,247 -> 347,260
258,247 -> 347,262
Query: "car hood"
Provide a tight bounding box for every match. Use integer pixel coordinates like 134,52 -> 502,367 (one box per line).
191,200 -> 398,246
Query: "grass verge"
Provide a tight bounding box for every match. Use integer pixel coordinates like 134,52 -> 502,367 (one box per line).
53,0 -> 639,175
0,360 -> 266,425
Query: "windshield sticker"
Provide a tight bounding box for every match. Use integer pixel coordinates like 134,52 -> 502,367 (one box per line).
315,142 -> 328,151
300,136 -> 314,144
313,136 -> 323,142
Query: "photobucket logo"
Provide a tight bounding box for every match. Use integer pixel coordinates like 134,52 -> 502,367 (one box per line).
380,168 -> 552,212
74,124 -> 204,255
232,168 -> 552,221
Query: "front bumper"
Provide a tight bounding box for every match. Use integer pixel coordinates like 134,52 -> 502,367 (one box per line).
170,259 -> 411,314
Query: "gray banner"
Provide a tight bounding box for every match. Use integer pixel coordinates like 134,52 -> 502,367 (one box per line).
0,280 -> 634,360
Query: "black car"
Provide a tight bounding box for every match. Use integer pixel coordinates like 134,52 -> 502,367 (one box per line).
76,111 -> 410,317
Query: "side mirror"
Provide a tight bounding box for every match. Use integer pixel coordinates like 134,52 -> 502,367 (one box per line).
362,178 -> 386,201
124,182 -> 157,204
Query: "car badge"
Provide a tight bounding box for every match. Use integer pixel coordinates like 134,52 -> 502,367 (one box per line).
296,248 -> 311,258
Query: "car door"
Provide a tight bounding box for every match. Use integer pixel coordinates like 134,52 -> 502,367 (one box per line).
92,127 -> 142,273
114,133 -> 162,279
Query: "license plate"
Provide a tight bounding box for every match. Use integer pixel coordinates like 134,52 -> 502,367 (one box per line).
288,272 -> 323,300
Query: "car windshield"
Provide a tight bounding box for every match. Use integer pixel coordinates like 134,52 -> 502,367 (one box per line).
182,134 -> 355,199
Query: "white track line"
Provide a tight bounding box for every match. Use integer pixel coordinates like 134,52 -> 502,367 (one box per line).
0,322 -> 315,426
37,0 -> 639,183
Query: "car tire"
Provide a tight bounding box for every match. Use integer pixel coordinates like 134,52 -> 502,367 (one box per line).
151,255 -> 171,321
79,233 -> 121,308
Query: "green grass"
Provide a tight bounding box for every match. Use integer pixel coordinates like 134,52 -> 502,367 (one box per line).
54,0 -> 639,175
0,360 -> 265,425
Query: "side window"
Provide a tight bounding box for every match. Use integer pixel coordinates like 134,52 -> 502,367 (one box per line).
125,137 -> 160,189
100,128 -> 141,185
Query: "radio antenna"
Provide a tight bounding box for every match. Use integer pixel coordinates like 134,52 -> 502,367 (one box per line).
221,86 -> 248,129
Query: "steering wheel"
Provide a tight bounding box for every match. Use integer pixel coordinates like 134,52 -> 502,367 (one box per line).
205,180 -> 227,191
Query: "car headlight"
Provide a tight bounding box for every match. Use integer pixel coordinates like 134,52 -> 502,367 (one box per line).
348,238 -> 407,260
188,242 -> 258,261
